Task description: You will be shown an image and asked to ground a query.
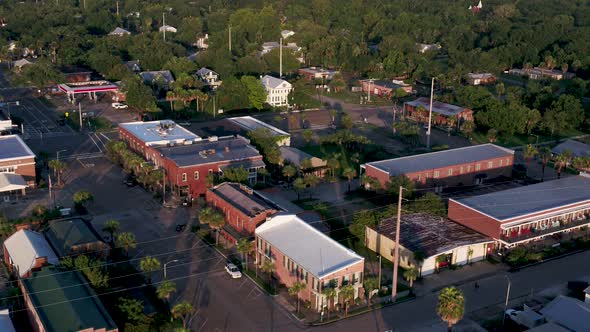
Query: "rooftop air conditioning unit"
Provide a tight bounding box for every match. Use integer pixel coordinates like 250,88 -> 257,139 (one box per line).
208,136 -> 218,142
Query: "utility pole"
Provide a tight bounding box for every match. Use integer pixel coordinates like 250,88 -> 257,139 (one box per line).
426,77 -> 434,149
162,13 -> 166,41
83,0 -> 86,9
367,79 -> 373,103
279,37 -> 283,78
78,102 -> 82,129
228,25 -> 232,52
162,169 -> 166,205
391,186 -> 404,302
213,94 -> 216,118
116,1 -> 119,16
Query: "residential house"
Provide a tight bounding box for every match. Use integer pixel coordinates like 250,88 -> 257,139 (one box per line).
108,27 -> 131,36
279,146 -> 328,177
255,215 -> 365,312
365,213 -> 493,276
196,67 -> 222,89
0,309 -> 15,332
124,60 -> 141,73
260,42 -> 304,63
551,140 -> 590,158
298,67 -> 339,81
261,75 -> 293,107
361,144 -> 514,192
0,135 -> 36,199
467,73 -> 496,85
403,97 -> 474,127
20,267 -> 118,332
13,58 -> 33,72
416,43 -> 442,53
195,33 -> 209,49
508,67 -> 575,80
3,229 -> 59,278
448,175 -> 590,248
281,30 -> 295,39
206,182 -> 280,244
159,25 -> 177,33
43,218 -> 109,258
139,70 -> 175,90
359,79 -> 413,96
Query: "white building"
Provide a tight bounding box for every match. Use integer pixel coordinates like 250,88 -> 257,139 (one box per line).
261,75 -> 293,107
196,67 -> 221,89
159,25 -> 177,33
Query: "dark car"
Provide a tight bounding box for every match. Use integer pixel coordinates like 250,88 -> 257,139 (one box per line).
123,175 -> 138,187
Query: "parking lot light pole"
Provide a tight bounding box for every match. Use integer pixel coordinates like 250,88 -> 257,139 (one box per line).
164,259 -> 179,279
502,275 -> 512,326
56,149 -> 67,163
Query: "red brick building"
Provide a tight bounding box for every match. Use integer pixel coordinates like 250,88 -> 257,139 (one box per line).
362,144 -> 514,192
3,229 -> 59,278
0,135 -> 36,201
404,97 -> 474,127
359,79 -> 413,96
256,215 -> 365,312
448,175 -> 590,248
206,182 -> 280,244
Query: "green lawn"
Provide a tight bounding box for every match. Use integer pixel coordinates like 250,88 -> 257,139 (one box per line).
469,128 -> 588,147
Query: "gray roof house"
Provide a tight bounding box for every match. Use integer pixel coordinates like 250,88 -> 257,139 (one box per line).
3,229 -> 59,277
139,70 -> 175,89
109,27 -> 131,36
551,140 -> 590,158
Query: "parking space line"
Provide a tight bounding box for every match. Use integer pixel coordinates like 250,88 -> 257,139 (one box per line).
87,133 -> 103,153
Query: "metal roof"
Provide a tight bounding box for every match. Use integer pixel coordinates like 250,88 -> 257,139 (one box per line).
43,218 -> 105,257
552,140 -> 590,158
279,146 -> 327,168
405,97 -> 470,117
0,173 -> 28,193
540,295 -> 590,332
0,135 -> 35,160
228,116 -> 290,137
208,182 -> 278,218
119,120 -> 201,146
256,214 -> 364,278
22,268 -> 117,332
196,67 -> 217,77
453,175 -> 590,221
157,135 -> 262,167
139,70 -> 175,83
365,144 -> 514,176
261,75 -> 292,90
109,27 -> 130,35
4,230 -> 59,277
372,213 -> 492,258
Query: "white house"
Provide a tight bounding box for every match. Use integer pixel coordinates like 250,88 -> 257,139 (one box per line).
159,25 -> 177,33
195,33 -> 209,49
196,67 -> 221,89
261,75 -> 293,107
109,27 -> 131,36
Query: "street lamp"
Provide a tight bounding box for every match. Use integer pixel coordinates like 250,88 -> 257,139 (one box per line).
3,101 -> 20,118
56,149 -> 67,162
502,275 -> 512,326
376,254 -> 382,290
164,259 -> 180,279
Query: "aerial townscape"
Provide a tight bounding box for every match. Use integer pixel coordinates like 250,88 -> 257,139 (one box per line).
0,0 -> 590,331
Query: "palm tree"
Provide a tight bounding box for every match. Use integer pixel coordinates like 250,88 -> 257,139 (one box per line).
199,207 -> 226,245
260,259 -> 275,285
554,152 -> 572,179
437,287 -> 465,332
403,267 -> 419,292
139,256 -> 161,284
413,251 -> 426,275
340,284 -> 355,317
48,159 -> 66,186
522,144 -> 538,176
116,232 -> 137,257
171,301 -> 194,330
157,280 -> 177,302
288,282 -> 307,313
102,219 -> 120,247
539,147 -> 552,181
236,239 -> 254,271
292,177 -> 306,201
327,156 -> 340,178
304,174 -> 320,199
257,168 -> 269,185
282,165 -> 297,184
363,277 -> 379,306
322,287 -> 337,320
342,167 -> 357,193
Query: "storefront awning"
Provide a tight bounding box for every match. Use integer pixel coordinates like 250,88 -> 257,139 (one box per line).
0,173 -> 28,193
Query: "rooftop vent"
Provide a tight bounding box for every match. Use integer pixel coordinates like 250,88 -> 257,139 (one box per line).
208,136 -> 218,142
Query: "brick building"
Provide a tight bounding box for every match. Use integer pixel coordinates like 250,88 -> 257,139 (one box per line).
404,97 -> 474,127
362,144 -> 514,192
359,79 -> 413,96
448,175 -> 590,248
365,213 -> 493,276
20,267 -> 118,332
3,229 -> 59,278
0,135 -> 35,201
298,67 -> 339,81
43,218 -> 109,258
467,73 -> 496,85
206,182 -> 280,244
255,215 -> 365,312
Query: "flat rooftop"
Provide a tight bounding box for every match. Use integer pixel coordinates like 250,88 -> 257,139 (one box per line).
208,182 -> 278,218
452,175 -> 590,221
22,268 -> 117,332
0,135 -> 35,161
228,116 -> 290,137
365,144 -> 514,176
58,80 -> 118,93
119,120 -> 201,146
44,218 -> 105,257
256,215 -> 363,278
405,97 -> 469,116
158,135 -> 263,167
373,213 -> 492,257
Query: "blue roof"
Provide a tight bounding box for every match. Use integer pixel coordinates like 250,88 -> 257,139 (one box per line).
453,175 -> 590,221
0,135 -> 35,160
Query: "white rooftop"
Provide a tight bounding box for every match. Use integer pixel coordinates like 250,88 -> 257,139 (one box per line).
228,116 -> 290,137
119,120 -> 201,146
4,229 -> 59,277
0,135 -> 35,161
261,75 -> 291,90
255,215 -> 364,278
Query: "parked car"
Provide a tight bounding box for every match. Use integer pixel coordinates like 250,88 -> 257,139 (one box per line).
225,263 -> 242,279
112,102 -> 128,109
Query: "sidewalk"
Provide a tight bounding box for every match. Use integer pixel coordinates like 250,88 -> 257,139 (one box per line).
413,261 -> 508,296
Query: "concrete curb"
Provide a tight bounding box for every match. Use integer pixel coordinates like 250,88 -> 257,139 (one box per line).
428,269 -> 510,294
509,246 -> 590,272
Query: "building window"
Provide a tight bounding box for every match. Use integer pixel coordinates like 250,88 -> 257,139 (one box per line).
460,166 -> 464,174
487,161 -> 493,169
208,169 -> 213,175
499,159 -> 503,166
467,165 -> 472,172
182,173 -> 187,182
434,170 -> 440,178
447,168 -> 453,176
0,166 -> 16,173
194,171 -> 199,180
475,164 -> 481,171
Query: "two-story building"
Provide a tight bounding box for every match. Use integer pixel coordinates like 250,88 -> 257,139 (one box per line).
403,97 -> 474,127
43,218 -> 109,258
196,67 -> 222,89
0,135 -> 35,201
255,215 -> 365,312
448,175 -> 590,248
261,75 -> 293,107
359,79 -> 413,96
298,67 -> 339,81
206,182 -> 280,244
3,229 -> 59,278
139,70 -> 175,90
361,144 -> 515,192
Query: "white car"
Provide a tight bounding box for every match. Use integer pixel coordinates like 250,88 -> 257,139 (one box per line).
112,102 -> 128,109
225,263 -> 242,279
